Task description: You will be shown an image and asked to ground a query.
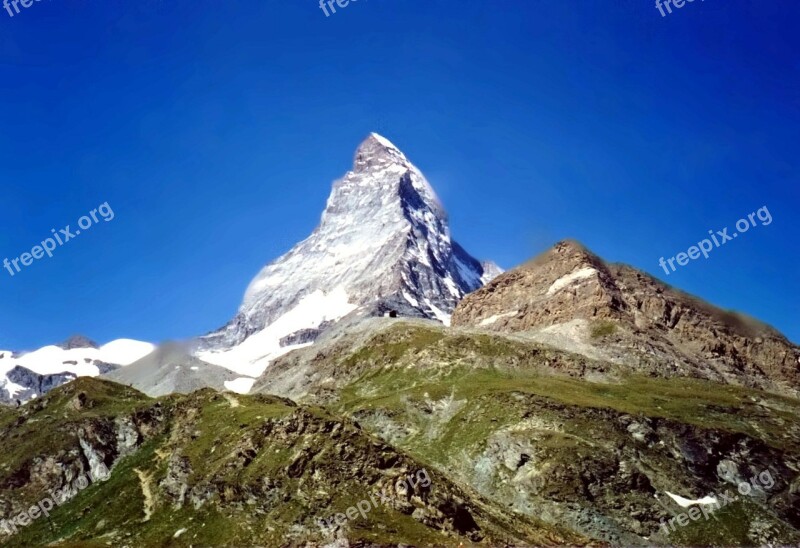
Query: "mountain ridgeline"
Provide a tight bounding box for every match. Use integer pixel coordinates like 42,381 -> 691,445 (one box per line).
0,135 -> 798,547
193,133 -> 500,378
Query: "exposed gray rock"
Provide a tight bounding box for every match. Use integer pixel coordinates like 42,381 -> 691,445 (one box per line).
115,416 -> 140,459
279,320 -> 335,347
198,133 -> 498,354
78,436 -> 111,483
0,366 -> 77,405
102,342 -> 240,397
94,361 -> 120,375
58,335 -> 99,350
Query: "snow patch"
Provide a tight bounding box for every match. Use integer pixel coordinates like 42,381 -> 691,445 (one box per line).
2,378 -> 26,398
546,267 -> 598,296
665,491 -> 719,507
0,339 -> 155,378
402,291 -> 420,308
479,310 -> 518,326
425,299 -> 451,326
442,274 -> 461,298
224,377 -> 256,394
99,339 -> 156,366
199,287 -> 356,376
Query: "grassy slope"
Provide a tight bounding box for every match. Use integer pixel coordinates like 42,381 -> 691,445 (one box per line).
1,379 -> 581,547
320,324 -> 800,545
0,380 -> 151,510
3,322 -> 799,546
333,324 -> 800,450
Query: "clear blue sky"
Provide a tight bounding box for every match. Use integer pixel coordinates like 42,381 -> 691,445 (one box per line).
1,0 -> 797,349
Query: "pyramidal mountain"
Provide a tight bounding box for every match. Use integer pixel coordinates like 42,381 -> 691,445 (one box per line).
2,146 -> 800,546
195,133 -> 501,377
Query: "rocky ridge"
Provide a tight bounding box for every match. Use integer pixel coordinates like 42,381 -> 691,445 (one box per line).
452,240 -> 800,395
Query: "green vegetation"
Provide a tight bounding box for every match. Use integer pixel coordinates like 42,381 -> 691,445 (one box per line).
1,322 -> 799,546
337,357 -> 799,452
0,378 -> 152,512
590,319 -> 617,339
336,324 -> 796,426
0,378 -> 578,547
342,324 -> 447,367
314,323 -> 800,546
668,497 -> 798,546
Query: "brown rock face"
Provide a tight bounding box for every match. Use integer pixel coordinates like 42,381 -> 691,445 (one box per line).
452,240 -> 800,393
453,240 -> 626,331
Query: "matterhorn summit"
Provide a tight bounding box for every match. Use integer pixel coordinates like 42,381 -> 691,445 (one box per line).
197,133 -> 500,377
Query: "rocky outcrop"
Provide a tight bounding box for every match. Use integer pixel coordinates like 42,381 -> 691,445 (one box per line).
0,366 -> 77,405
450,392 -> 800,545
0,382 -> 168,541
453,240 -> 627,331
452,240 -> 800,394
278,320 -> 335,347
58,335 -> 99,350
609,262 -> 800,388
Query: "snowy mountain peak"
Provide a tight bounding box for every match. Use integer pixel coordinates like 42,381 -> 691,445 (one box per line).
58,335 -> 99,350
1,337 -> 155,405
197,134 -> 498,379
354,132 -> 408,171
480,261 -> 504,284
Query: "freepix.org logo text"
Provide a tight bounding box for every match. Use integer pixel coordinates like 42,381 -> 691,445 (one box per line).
3,202 -> 115,278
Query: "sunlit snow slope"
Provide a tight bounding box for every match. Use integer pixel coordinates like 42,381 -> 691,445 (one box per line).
0,337 -> 155,403
197,133 -> 500,378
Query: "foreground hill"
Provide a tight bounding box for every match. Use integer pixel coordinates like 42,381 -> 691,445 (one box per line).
254,318 -> 800,546
2,309 -> 799,546
0,378 -> 580,547
2,240 -> 798,546
250,241 -> 800,545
